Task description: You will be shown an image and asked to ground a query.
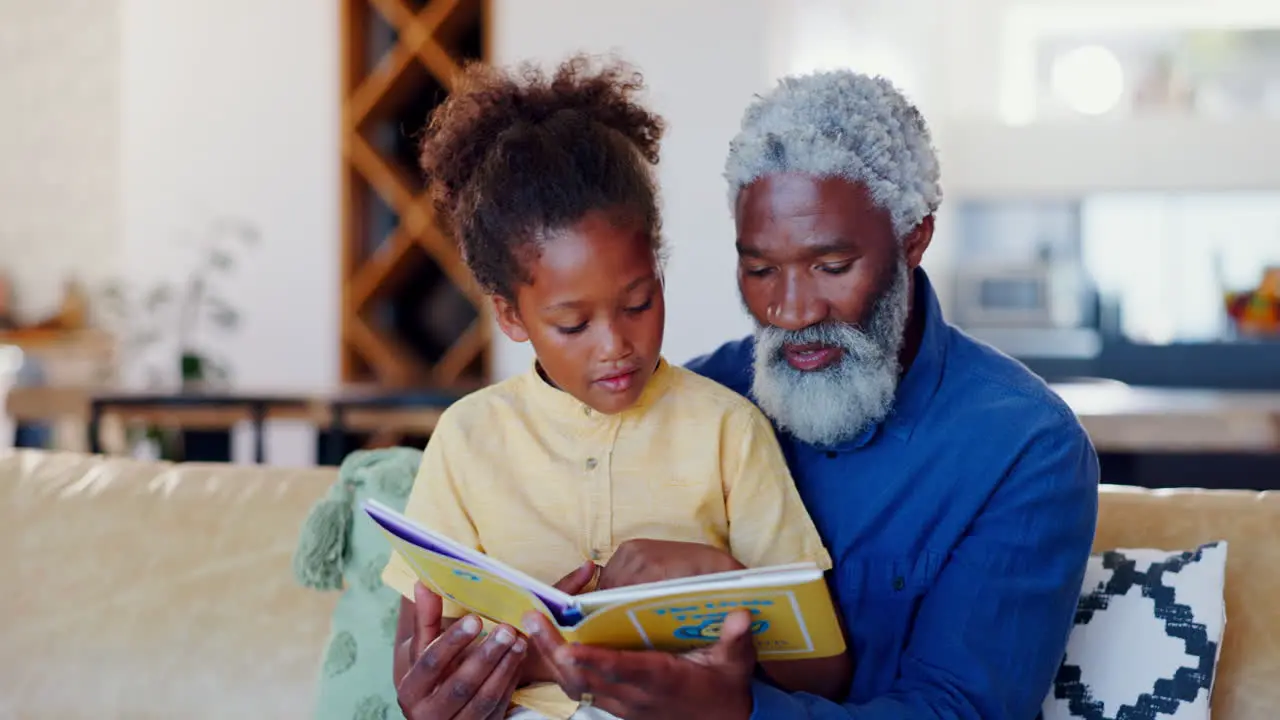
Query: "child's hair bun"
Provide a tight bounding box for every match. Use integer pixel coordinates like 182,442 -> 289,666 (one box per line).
420,53 -> 664,229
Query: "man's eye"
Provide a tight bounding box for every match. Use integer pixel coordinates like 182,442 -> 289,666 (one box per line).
625,298 -> 653,314
820,262 -> 852,275
556,322 -> 588,335
744,266 -> 774,277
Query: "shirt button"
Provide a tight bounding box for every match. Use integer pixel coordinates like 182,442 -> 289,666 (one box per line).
893,576 -> 906,591
825,451 -> 838,459
590,549 -> 601,561
583,406 -> 592,417
585,457 -> 598,470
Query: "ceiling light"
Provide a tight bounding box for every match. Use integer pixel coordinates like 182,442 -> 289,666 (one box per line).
1051,44 -> 1125,115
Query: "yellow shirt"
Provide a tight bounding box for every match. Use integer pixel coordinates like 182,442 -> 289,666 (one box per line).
382,357 -> 831,719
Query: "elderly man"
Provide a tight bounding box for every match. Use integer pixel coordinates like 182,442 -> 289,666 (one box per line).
394,69 -> 1099,720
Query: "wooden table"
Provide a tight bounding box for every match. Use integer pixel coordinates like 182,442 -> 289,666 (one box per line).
321,386 -> 471,465
1051,382 -> 1280,454
6,384 -> 472,463
12,381 -> 1280,458
85,391 -> 315,463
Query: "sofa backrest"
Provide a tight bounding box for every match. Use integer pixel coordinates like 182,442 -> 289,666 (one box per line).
1095,484 -> 1280,720
0,450 -> 338,719
0,345 -> 20,451
3,450 -> 1275,719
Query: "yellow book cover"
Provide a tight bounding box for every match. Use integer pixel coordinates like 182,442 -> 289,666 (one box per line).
366,500 -> 846,659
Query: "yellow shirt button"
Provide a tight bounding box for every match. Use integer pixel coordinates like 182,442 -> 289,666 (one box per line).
585,457 -> 598,470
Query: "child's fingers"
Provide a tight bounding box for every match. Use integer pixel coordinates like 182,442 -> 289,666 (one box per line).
553,559 -> 599,595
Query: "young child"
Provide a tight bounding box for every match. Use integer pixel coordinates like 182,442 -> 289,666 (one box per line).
381,55 -> 849,719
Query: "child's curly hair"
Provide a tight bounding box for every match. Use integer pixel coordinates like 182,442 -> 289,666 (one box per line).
420,54 -> 666,300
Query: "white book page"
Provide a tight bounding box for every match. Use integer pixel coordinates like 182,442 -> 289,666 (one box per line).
576,563 -> 822,611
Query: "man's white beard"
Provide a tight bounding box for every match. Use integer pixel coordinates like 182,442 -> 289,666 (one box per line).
750,261 -> 911,448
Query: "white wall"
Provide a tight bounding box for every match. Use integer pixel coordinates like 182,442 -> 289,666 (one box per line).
488,0 -> 953,381
20,0 -> 1263,463
106,0 -> 940,459
0,0 -> 121,321
767,0 -> 957,319
488,0 -> 775,379
4,0 -> 954,394
119,0 -> 340,465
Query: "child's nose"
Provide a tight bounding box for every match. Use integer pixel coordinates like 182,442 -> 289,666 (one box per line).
598,323 -> 633,360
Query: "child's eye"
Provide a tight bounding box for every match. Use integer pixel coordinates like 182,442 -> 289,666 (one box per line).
556,322 -> 588,335
624,298 -> 653,314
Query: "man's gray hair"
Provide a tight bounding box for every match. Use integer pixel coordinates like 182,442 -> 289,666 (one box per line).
724,70 -> 943,239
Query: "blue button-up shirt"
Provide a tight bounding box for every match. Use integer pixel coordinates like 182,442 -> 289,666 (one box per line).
686,269 -> 1099,720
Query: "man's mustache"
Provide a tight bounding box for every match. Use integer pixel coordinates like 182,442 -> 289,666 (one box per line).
758,321 -> 874,363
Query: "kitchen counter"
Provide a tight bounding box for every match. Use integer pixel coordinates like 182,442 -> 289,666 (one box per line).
1051,382 -> 1280,453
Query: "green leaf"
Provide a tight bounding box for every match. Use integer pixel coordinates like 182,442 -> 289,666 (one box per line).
206,297 -> 241,329
144,284 -> 174,311
206,359 -> 233,384
100,282 -> 126,302
208,249 -> 235,271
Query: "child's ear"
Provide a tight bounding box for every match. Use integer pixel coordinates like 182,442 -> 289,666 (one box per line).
492,295 -> 529,343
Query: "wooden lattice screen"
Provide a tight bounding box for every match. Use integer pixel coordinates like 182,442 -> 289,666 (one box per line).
339,0 -> 490,387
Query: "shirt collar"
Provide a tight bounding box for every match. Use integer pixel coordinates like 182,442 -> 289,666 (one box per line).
879,266 -> 949,443
522,356 -> 673,423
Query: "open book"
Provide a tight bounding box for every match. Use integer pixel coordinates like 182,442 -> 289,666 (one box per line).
365,499 -> 846,659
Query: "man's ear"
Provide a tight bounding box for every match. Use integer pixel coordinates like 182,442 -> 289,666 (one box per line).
492,295 -> 529,343
904,214 -> 935,270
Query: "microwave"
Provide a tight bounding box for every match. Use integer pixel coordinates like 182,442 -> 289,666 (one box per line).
953,264 -> 1092,329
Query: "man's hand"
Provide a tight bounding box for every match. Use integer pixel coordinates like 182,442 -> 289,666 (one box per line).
522,607 -> 758,720
395,583 -> 526,720
518,560 -> 599,684
597,539 -> 745,590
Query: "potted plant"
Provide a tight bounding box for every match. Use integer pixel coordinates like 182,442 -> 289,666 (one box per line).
96,216 -> 259,457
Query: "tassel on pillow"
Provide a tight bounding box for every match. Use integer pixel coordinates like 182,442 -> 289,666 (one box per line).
293,481 -> 353,591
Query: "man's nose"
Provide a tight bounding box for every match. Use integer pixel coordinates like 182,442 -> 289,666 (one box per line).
771,273 -> 828,330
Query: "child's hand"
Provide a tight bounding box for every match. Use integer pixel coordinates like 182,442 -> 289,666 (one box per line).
598,539 -> 745,590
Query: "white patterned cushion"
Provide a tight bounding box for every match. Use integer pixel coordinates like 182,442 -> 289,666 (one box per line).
1041,541 -> 1228,720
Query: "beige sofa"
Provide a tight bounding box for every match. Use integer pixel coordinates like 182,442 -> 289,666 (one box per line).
1,449 -> 1277,719
0,450 -> 338,719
